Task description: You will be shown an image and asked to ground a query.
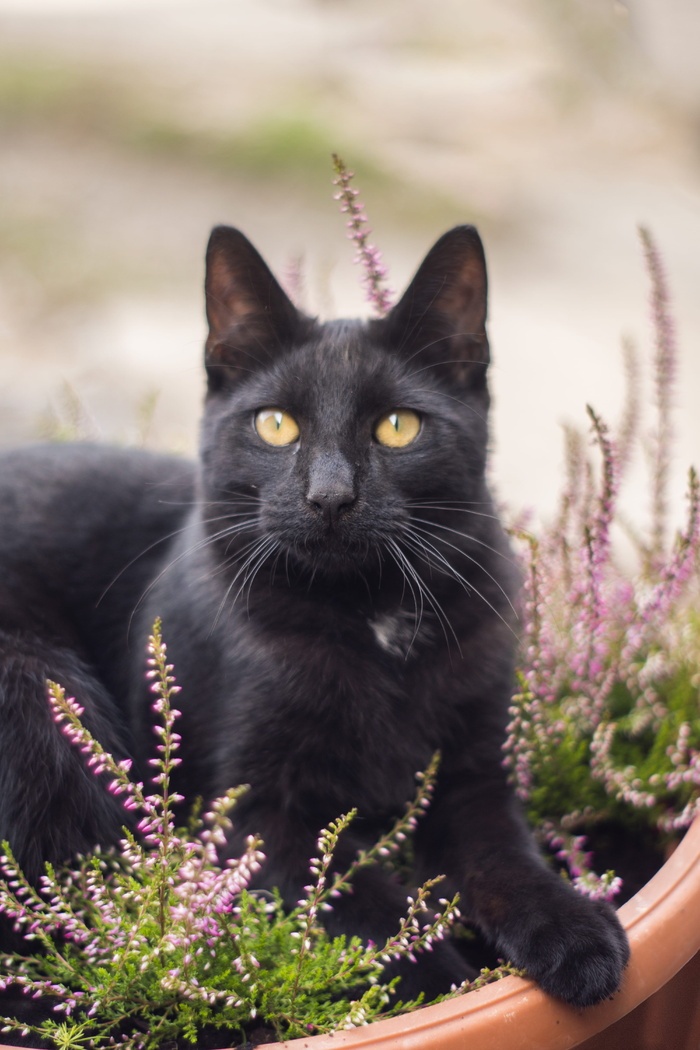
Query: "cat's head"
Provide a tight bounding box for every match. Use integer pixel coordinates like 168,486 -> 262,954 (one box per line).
199,225 -> 494,583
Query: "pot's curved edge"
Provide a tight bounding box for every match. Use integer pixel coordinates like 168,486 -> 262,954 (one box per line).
270,815 -> 700,1050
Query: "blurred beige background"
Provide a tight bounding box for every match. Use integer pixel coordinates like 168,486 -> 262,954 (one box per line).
0,0 -> 698,527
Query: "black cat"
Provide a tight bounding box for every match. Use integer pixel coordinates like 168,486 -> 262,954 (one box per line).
0,225 -> 628,1008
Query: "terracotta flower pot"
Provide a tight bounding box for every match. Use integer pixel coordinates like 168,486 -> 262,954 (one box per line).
266,815 -> 700,1050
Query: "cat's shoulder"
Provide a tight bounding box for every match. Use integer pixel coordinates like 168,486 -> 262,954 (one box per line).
0,442 -> 196,545
0,442 -> 195,497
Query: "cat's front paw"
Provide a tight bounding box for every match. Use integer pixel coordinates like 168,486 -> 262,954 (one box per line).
504,893 -> 630,1008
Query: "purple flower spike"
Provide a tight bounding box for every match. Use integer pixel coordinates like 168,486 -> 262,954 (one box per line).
332,154 -> 393,317
640,225 -> 678,561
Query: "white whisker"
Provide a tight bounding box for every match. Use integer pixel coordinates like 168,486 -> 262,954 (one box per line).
127,515 -> 260,636
401,524 -> 517,636
408,515 -> 515,566
210,535 -> 279,633
386,537 -> 462,656
385,540 -> 423,651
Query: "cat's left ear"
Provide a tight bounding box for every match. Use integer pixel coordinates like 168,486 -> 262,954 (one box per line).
379,225 -> 489,389
204,226 -> 309,392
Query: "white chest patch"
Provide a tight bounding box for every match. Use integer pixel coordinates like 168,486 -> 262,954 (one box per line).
368,611 -> 419,658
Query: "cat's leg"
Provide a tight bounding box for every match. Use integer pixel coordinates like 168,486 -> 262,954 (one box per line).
414,773 -> 630,1007
317,847 -> 476,1000
0,630 -> 128,887
0,631 -> 129,1034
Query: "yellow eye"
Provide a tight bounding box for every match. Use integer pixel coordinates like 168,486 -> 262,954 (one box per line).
254,408 -> 300,447
375,409 -> 421,448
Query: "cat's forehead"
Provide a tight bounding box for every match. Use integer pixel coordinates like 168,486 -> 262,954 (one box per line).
280,318 -> 403,401
307,318 -> 381,370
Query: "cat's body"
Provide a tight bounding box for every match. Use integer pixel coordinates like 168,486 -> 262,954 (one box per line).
0,226 -> 629,1009
0,444 -> 194,882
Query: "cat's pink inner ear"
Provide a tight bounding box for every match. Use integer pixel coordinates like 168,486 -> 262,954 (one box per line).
205,251 -> 260,342
435,249 -> 487,336
379,226 -> 490,383
203,227 -> 313,390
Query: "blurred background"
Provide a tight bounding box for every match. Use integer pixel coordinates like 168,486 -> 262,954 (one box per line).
1,0 -> 698,524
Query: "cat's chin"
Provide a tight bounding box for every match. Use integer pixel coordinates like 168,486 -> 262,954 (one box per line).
284,538 -> 380,582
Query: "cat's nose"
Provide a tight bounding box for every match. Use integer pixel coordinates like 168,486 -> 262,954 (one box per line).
306,454 -> 356,526
307,486 -> 356,525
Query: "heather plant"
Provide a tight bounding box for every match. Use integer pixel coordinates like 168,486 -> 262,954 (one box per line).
0,621 -> 502,1050
504,227 -> 700,899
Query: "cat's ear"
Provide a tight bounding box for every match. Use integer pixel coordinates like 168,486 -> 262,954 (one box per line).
381,225 -> 489,389
204,226 -> 308,392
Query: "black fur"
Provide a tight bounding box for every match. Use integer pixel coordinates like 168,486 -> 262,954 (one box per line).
0,226 -> 628,1008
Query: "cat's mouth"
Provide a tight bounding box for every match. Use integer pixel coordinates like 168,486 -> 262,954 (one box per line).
264,506 -> 385,577
287,529 -> 376,575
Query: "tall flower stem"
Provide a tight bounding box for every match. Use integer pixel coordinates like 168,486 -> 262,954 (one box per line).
640,225 -> 677,563
332,153 -> 393,316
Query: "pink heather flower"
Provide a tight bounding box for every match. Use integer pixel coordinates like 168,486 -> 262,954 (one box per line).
542,825 -> 622,902
639,226 -> 678,561
332,154 -> 393,317
283,254 -> 306,308
631,468 -> 699,654
504,230 -> 700,861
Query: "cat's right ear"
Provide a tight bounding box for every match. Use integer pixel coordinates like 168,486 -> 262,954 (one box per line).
379,225 -> 490,390
204,226 -> 307,393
